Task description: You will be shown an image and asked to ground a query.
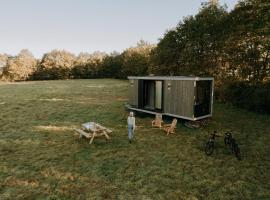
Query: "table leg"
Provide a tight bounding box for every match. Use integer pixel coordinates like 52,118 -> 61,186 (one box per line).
90,132 -> 96,144
103,131 -> 110,140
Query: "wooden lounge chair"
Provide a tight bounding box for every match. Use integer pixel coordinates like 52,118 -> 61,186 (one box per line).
152,114 -> 164,128
163,118 -> 177,135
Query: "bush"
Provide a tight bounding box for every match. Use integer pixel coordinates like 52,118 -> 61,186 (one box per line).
217,81 -> 270,114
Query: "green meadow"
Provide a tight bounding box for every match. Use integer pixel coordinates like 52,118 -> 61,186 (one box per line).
0,79 -> 269,200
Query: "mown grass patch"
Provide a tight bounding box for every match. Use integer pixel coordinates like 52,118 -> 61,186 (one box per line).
0,79 -> 269,199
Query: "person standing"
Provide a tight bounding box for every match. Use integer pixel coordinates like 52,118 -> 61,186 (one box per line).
127,112 -> 136,143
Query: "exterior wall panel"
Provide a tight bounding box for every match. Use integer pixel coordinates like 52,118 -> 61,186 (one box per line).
163,80 -> 194,118
128,79 -> 138,106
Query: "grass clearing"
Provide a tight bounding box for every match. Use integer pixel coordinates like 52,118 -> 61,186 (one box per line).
0,79 -> 269,199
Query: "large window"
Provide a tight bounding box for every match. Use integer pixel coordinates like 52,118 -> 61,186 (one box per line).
194,80 -> 211,117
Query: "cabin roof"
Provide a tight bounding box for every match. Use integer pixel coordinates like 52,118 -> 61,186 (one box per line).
128,76 -> 214,81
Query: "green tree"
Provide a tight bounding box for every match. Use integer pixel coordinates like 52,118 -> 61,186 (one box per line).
121,41 -> 154,78
100,52 -> 122,78
2,49 -> 37,81
72,51 -> 107,79
150,2 -> 228,77
150,29 -> 182,75
225,0 -> 270,84
35,50 -> 76,80
0,54 -> 9,78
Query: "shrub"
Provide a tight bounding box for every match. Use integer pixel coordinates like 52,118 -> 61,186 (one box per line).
217,81 -> 270,114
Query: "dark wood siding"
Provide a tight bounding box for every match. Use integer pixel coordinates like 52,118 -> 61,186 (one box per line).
128,79 -> 138,106
163,80 -> 195,118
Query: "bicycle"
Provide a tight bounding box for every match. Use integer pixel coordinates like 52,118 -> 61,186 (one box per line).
205,131 -> 220,155
224,131 -> 241,160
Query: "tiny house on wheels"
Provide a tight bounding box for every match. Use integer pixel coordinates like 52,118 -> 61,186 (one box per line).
127,76 -> 214,121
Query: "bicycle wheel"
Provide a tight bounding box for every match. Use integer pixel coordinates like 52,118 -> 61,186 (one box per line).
224,137 -> 229,146
205,141 -> 214,155
233,144 -> 241,160
224,133 -> 232,146
230,139 -> 236,153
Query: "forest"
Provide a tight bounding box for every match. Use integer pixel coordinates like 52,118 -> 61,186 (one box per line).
0,0 -> 269,113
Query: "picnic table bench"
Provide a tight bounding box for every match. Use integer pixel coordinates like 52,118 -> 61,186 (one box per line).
74,122 -> 112,144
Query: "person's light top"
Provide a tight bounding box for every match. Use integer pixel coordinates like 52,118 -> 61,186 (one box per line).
127,116 -> 135,126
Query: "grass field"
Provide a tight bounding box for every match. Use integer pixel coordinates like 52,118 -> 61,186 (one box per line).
0,79 -> 269,200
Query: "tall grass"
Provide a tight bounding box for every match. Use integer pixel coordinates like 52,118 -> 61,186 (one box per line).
0,79 -> 269,199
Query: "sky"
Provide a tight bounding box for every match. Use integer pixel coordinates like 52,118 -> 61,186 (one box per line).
0,0 -> 238,58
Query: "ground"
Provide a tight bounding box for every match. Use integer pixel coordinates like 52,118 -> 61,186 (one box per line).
0,79 -> 269,200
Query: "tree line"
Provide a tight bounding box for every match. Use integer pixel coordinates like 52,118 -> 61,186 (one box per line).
0,40 -> 154,81
0,0 -> 269,113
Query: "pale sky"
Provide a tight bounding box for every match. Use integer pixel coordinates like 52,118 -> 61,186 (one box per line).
0,0 -> 238,58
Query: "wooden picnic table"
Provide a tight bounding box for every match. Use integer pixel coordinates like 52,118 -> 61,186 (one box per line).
74,122 -> 112,144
